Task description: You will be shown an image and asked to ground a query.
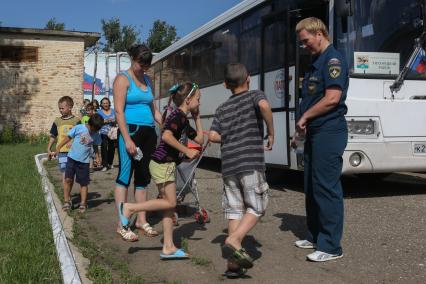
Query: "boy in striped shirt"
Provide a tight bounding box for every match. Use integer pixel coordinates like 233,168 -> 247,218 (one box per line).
209,63 -> 274,277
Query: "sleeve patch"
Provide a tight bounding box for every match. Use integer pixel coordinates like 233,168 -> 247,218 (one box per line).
329,66 -> 341,78
328,58 -> 341,65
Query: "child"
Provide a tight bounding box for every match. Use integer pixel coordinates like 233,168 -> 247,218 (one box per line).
81,102 -> 95,124
81,103 -> 101,169
47,96 -> 81,198
119,82 -> 203,259
80,98 -> 91,117
54,114 -> 103,212
208,63 -> 274,277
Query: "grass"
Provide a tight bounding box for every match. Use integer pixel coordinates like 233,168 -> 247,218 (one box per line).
180,237 -> 189,252
71,217 -> 145,284
191,256 -> 212,267
0,143 -> 61,283
45,160 -> 145,283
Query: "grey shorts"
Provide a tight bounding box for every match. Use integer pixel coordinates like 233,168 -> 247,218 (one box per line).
222,170 -> 269,220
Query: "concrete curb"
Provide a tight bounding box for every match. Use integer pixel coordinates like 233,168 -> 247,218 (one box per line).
35,153 -> 91,284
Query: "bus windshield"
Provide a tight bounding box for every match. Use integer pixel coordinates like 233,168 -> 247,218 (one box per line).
336,0 -> 423,77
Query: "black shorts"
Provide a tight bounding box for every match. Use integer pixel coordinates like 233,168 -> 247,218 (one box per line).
65,157 -> 90,186
116,124 -> 157,189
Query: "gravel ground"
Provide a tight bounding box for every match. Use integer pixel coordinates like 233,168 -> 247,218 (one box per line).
47,158 -> 426,283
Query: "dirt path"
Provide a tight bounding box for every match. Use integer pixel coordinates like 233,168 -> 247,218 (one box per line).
47,159 -> 426,284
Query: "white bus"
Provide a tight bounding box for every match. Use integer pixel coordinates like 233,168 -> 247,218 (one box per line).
151,0 -> 426,174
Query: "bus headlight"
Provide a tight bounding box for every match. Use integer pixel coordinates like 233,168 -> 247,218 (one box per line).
349,152 -> 362,167
347,120 -> 375,135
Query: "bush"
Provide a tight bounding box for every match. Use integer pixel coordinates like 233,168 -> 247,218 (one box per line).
28,133 -> 50,145
0,122 -> 49,145
0,124 -> 14,143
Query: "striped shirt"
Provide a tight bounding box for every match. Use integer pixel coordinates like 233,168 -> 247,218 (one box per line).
151,108 -> 196,164
210,90 -> 267,177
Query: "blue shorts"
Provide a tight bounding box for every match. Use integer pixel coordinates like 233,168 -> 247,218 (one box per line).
65,157 -> 90,186
58,152 -> 68,173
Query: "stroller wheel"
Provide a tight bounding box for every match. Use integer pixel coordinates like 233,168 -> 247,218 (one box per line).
195,211 -> 204,224
195,208 -> 209,224
172,212 -> 179,226
201,208 -> 210,223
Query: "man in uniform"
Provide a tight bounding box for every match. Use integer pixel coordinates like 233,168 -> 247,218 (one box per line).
292,17 -> 348,262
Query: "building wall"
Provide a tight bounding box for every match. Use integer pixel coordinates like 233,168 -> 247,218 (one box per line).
0,34 -> 85,134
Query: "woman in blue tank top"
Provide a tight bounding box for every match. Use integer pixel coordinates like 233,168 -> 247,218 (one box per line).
113,44 -> 162,241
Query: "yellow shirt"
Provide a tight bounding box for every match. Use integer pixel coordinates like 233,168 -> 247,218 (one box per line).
51,116 -> 81,152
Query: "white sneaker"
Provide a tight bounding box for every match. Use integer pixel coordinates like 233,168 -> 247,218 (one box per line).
306,250 -> 343,262
295,240 -> 316,249
109,165 -> 114,169
101,166 -> 108,172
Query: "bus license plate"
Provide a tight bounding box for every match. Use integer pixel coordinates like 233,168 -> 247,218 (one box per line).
413,143 -> 426,154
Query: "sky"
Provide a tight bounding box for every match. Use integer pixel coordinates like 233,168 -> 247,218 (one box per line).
0,0 -> 243,42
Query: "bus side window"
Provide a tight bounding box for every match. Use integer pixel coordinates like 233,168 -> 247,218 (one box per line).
240,4 -> 271,74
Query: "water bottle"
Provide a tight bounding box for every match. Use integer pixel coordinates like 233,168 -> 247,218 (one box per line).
133,147 -> 143,161
294,132 -> 305,155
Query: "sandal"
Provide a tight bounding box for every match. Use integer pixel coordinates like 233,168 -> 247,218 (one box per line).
224,268 -> 247,279
116,203 -> 138,242
117,227 -> 138,242
62,200 -> 72,211
222,244 -> 254,269
79,203 -> 88,213
138,223 -> 159,237
160,248 -> 189,260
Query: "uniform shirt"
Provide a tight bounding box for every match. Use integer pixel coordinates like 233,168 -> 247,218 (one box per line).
210,90 -> 267,178
50,115 -> 81,152
151,109 -> 197,164
300,44 -> 348,129
67,124 -> 101,163
121,72 -> 154,127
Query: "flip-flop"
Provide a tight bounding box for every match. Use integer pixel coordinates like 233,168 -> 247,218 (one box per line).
118,202 -> 129,227
222,244 -> 254,269
160,249 -> 189,260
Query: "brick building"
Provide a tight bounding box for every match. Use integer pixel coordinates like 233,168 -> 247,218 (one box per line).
0,27 -> 100,134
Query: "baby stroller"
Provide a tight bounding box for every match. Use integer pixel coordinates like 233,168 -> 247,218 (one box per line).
173,141 -> 210,225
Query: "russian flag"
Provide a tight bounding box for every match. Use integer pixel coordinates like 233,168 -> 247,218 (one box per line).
83,72 -> 104,95
410,48 -> 426,74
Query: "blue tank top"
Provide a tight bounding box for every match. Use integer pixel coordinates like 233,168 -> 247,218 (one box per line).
122,71 -> 154,126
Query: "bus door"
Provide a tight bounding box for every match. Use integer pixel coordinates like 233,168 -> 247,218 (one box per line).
292,5 -> 328,168
260,11 -> 292,167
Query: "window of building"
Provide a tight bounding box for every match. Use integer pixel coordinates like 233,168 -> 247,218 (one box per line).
0,46 -> 38,62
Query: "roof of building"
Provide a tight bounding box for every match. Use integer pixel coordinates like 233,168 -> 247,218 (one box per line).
0,27 -> 101,48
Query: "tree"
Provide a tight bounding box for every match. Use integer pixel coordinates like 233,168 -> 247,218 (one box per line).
45,18 -> 65,31
146,20 -> 178,52
101,18 -> 140,52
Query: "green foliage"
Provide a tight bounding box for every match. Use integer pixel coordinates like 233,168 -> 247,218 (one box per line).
88,263 -> 113,284
0,124 -> 14,143
191,256 -> 212,267
28,133 -> 50,145
146,20 -> 178,52
101,17 -> 140,52
45,18 -> 65,30
0,122 -> 50,145
180,237 -> 189,252
0,144 -> 61,283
